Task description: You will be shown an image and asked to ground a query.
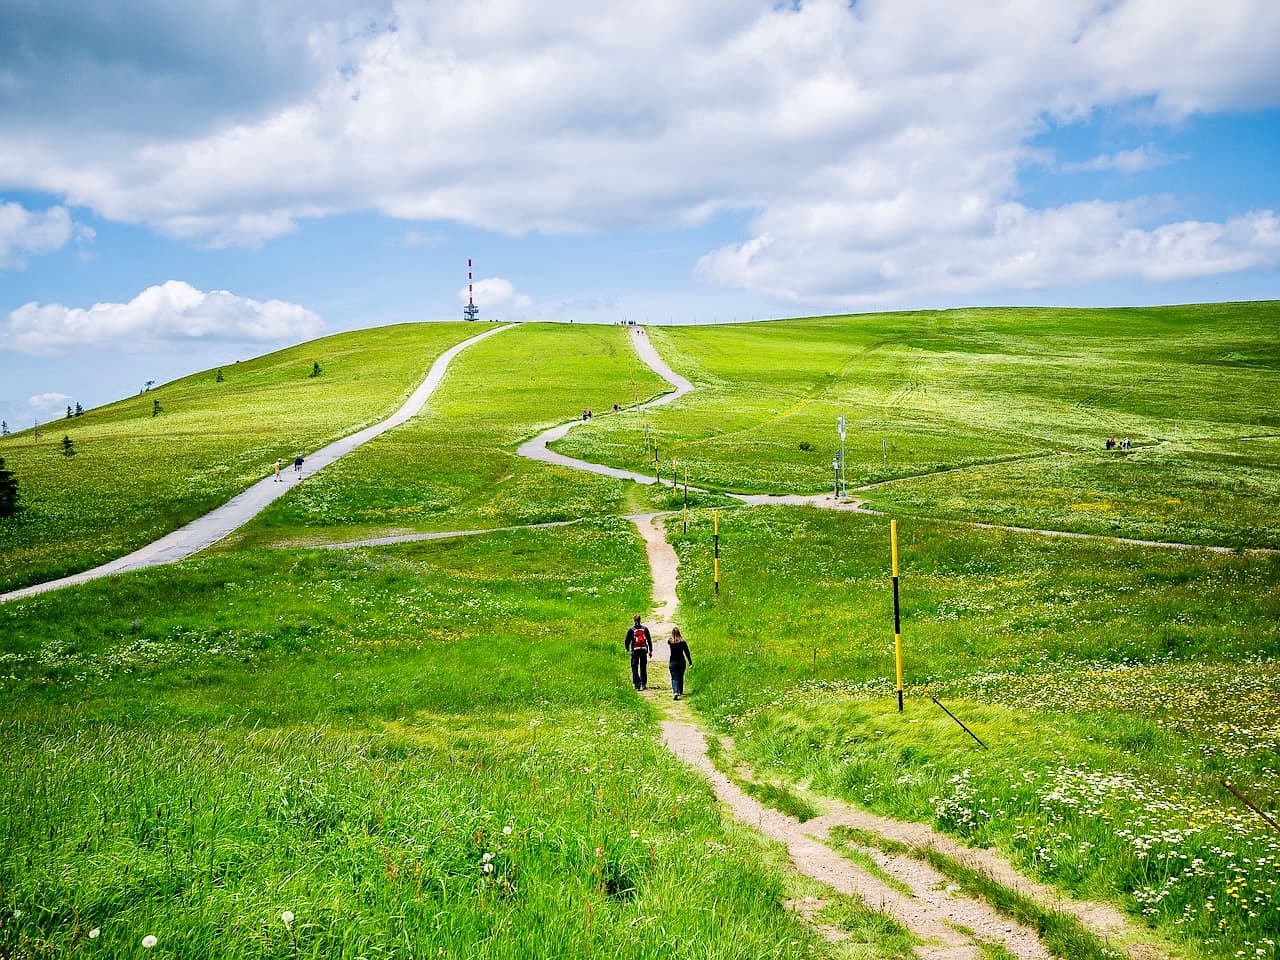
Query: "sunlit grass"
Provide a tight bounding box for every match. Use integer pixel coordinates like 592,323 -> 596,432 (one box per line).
555,303 -> 1280,545
0,522 -> 836,959
670,506 -> 1279,959
0,323 -> 479,592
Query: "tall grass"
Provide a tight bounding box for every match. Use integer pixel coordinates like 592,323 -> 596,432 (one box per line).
0,522 -> 837,959
670,506 -> 1280,959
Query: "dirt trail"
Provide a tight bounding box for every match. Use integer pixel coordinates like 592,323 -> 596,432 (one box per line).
628,510 -> 1169,960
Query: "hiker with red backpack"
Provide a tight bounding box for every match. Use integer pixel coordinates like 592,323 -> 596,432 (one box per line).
625,614 -> 653,691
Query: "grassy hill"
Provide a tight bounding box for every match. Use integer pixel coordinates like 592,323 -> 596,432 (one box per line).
224,323 -> 685,551
0,323 -> 479,592
555,302 -> 1280,546
2,303 -> 1278,960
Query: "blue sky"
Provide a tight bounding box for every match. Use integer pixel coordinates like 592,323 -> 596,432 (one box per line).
1,0 -> 1278,428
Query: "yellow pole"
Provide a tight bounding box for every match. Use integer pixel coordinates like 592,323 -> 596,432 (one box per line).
713,510 -> 720,596
892,519 -> 903,712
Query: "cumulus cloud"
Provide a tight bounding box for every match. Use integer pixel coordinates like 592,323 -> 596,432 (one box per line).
26,392 -> 72,412
0,202 -> 74,268
1,0 -> 1278,301
458,277 -> 533,317
1,281 -> 324,354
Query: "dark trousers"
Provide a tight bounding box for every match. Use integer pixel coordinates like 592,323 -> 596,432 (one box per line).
630,649 -> 649,689
670,662 -> 686,695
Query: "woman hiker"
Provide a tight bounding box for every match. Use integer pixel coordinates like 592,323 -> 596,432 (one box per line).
668,626 -> 692,700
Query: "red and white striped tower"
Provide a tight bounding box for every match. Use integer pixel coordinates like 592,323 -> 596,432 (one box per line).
464,259 -> 479,321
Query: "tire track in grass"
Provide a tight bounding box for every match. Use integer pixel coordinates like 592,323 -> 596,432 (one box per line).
0,324 -> 515,604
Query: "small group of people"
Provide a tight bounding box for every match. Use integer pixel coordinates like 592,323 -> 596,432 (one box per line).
581,408 -> 594,421
625,614 -> 692,700
1105,436 -> 1132,451
273,455 -> 305,481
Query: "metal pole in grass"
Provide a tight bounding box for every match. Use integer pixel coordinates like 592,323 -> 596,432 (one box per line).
713,510 -> 720,596
838,414 -> 847,498
892,519 -> 904,712
930,696 -> 987,749
1223,781 -> 1280,832
832,456 -> 840,498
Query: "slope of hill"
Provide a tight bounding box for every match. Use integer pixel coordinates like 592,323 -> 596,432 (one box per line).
0,323 -> 479,592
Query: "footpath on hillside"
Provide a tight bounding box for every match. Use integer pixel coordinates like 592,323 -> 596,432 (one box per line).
529,327 -> 1182,960
0,324 -> 513,604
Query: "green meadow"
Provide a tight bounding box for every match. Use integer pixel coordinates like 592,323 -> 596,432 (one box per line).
227,323 -> 695,551
0,524 -> 867,960
555,302 -> 1280,546
3,303 -> 1279,959
0,323 -> 479,593
669,505 -> 1279,959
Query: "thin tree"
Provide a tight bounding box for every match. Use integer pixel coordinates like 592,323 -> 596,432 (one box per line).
66,405 -> 73,420
0,457 -> 17,517
1,420 -> 8,436
152,399 -> 162,417
62,435 -> 76,457
74,402 -> 84,417
215,369 -> 225,383
309,361 -> 322,378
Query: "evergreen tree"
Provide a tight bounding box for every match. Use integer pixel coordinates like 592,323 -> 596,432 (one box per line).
152,399 -> 162,417
66,405 -> 73,419
0,457 -> 17,517
62,435 -> 76,457
310,361 -> 322,378
215,369 -> 225,383
74,402 -> 84,417
1,420 -> 8,436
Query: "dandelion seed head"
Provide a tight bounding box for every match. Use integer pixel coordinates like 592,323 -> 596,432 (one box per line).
142,934 -> 158,949
281,911 -> 294,927
88,928 -> 100,939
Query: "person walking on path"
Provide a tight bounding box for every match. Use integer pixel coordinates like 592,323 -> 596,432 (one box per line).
668,626 -> 692,700
274,458 -> 282,482
293,454 -> 304,477
625,614 -> 653,691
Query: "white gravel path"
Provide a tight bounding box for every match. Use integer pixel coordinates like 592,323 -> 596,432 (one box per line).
1,323 -> 513,603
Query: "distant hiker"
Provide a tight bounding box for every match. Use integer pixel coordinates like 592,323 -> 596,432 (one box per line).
274,458 -> 282,482
1105,437 -> 1115,450
668,626 -> 692,700
626,615 -> 653,691
293,454 -> 304,477
613,402 -> 621,412
1122,436 -> 1131,451
582,409 -> 589,421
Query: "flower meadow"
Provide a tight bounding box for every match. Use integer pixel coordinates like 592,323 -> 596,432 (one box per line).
671,505 -> 1279,959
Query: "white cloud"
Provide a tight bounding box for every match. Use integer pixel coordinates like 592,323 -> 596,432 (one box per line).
1061,147 -> 1181,174
1,281 -> 324,354
0,202 -> 74,269
26,392 -> 72,412
457,277 -> 532,317
1,0 -> 1279,302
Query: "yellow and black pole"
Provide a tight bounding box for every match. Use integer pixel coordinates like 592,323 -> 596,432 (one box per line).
713,510 -> 720,596
891,519 -> 903,712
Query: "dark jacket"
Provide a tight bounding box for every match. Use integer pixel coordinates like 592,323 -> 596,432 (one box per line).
625,624 -> 653,655
669,639 -> 692,669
